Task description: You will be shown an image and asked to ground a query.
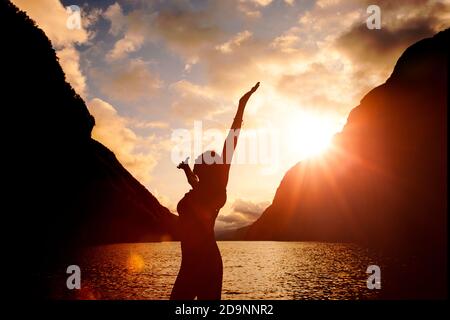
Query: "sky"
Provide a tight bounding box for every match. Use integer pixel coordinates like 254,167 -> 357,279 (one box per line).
12,0 -> 449,231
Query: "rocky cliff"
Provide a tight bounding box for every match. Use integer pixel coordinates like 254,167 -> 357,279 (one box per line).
237,29 -> 448,298
2,0 -> 178,268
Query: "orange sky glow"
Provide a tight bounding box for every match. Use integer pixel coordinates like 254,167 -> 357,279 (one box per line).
12,0 -> 449,231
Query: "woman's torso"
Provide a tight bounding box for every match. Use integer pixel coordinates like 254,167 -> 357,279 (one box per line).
177,185 -> 226,251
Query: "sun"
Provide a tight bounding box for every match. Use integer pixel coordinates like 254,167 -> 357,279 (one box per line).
285,111 -> 340,159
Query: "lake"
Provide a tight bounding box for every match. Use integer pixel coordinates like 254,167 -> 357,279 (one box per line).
58,241 -> 381,300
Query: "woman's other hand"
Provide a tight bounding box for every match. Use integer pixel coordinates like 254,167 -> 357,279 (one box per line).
177,157 -> 190,170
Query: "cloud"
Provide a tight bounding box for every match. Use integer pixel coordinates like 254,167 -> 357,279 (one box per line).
103,2 -> 226,62
11,0 -> 97,98
155,9 -> 222,52
88,98 -> 159,184
103,3 -> 149,61
12,0 -> 89,46
140,2 -> 356,98
361,0 -> 441,11
106,33 -> 145,61
94,58 -> 163,103
237,0 -> 273,18
336,21 -> 433,73
100,2 -> 308,97
97,0 -> 367,127
170,80 -> 225,121
247,0 -> 273,5
103,2 -> 126,36
233,198 -> 270,217
132,120 -> 170,129
217,199 -> 270,229
216,31 -> 253,54
276,62 -> 354,112
335,0 -> 450,73
56,46 -> 87,96
270,27 -> 304,53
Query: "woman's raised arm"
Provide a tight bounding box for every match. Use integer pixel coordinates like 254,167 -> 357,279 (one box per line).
220,82 -> 260,185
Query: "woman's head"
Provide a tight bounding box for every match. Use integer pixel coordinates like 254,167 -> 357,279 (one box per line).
193,150 -> 222,183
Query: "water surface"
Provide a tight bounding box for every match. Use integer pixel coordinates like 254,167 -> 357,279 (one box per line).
67,241 -> 381,299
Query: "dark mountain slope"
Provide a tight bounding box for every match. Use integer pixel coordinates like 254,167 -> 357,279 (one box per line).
236,29 -> 448,298
2,0 -> 179,291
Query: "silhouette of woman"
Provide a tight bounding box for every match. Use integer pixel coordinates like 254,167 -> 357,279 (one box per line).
170,82 -> 260,300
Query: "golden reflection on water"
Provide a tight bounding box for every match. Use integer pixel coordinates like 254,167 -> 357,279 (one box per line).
126,252 -> 145,273
72,241 -> 380,300
74,280 -> 101,300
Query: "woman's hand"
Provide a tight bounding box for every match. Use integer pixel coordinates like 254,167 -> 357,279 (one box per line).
239,82 -> 260,106
177,157 -> 199,188
177,157 -> 190,170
